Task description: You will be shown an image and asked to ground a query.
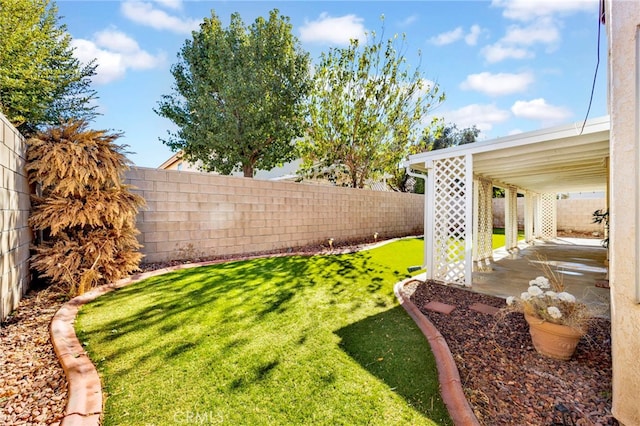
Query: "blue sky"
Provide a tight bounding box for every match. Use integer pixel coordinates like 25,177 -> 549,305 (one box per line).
56,0 -> 606,168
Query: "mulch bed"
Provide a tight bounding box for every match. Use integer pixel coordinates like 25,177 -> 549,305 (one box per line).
408,279 -> 617,426
0,289 -> 67,426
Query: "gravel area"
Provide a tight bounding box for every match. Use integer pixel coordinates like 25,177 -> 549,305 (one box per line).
0,288 -> 67,426
408,279 -> 617,426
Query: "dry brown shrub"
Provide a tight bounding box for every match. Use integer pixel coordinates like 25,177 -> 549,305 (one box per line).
27,119 -> 145,296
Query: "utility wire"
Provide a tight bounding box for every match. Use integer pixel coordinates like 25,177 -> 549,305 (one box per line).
579,1 -> 603,135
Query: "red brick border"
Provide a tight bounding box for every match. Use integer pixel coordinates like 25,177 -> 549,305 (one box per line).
50,266 -> 188,425
394,279 -> 480,426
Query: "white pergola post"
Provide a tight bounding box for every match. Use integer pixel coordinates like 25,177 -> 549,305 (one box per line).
464,154 -> 473,286
505,185 -> 519,250
424,160 -> 435,279
429,155 -> 469,286
524,191 -> 535,243
472,177 -> 479,262
473,177 -> 494,269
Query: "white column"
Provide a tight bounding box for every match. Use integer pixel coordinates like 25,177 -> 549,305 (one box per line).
472,178 -> 479,263
524,191 -> 534,243
464,154 -> 473,286
424,160 -> 434,280
505,186 -> 518,250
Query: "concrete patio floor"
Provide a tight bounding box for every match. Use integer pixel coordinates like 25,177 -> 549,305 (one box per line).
472,237 -> 611,318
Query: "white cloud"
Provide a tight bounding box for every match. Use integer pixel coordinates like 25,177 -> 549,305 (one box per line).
511,98 -> 572,124
508,128 -> 524,136
154,0 -> 182,10
481,43 -> 533,63
121,1 -> 201,34
464,25 -> 483,46
429,27 -> 463,46
442,104 -> 511,132
430,25 -> 485,47
480,1 -> 582,64
299,13 -> 366,45
460,72 -> 534,96
400,14 -> 418,27
502,18 -> 560,46
71,29 -> 165,85
491,0 -> 597,22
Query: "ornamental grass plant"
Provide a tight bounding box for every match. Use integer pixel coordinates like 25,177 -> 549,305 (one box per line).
506,260 -> 593,334
27,119 -> 145,297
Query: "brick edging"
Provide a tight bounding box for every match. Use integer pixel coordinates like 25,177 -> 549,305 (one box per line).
394,279 -> 480,426
49,266 -> 192,426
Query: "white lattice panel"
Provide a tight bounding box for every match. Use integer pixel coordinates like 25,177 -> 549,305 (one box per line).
538,193 -> 557,239
432,156 -> 467,285
474,178 -> 493,264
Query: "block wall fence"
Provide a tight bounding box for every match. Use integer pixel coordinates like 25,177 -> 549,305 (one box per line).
125,167 -> 425,264
492,197 -> 606,234
0,109 -> 610,322
0,113 -> 31,322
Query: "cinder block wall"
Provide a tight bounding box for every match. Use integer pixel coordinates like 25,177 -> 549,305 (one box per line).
492,197 -> 606,233
125,167 -> 424,264
0,113 -> 31,322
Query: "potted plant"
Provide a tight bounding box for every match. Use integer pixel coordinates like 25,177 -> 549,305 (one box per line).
506,270 -> 592,360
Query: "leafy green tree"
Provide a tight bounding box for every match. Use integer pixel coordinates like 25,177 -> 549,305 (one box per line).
299,28 -> 444,188
417,122 -> 480,152
389,122 -> 480,193
156,9 -> 310,177
0,0 -> 97,134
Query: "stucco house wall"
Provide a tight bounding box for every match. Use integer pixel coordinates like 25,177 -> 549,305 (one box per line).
607,1 -> 640,424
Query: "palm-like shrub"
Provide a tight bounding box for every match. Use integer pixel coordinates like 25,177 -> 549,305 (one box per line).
27,120 -> 145,296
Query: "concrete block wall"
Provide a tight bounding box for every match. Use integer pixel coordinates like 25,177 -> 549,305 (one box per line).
492,197 -> 605,233
0,113 -> 31,322
125,167 -> 424,264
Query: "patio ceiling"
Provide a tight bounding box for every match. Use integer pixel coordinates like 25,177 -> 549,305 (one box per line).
405,115 -> 610,194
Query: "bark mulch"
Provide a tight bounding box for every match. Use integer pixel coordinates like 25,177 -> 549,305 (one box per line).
0,289 -> 67,426
409,279 -> 617,426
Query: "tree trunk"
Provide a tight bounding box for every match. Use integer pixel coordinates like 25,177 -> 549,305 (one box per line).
243,163 -> 254,178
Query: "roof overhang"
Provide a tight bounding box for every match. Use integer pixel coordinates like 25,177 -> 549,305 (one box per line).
404,115 -> 610,194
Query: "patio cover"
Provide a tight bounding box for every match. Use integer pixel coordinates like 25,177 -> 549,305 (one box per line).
403,115 -> 610,287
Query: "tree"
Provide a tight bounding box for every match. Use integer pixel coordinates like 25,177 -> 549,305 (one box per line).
389,122 -> 480,193
0,0 -> 97,134
27,120 -> 145,296
156,9 -> 310,177
298,28 -> 444,188
417,122 -> 480,152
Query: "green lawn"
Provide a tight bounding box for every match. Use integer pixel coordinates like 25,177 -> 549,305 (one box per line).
76,238 -> 452,426
492,227 -> 525,249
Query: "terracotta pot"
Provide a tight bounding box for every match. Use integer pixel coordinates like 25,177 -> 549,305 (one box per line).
524,313 -> 584,360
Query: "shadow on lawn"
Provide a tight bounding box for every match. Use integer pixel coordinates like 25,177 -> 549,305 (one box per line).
78,252 -> 382,380
335,306 -> 453,425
